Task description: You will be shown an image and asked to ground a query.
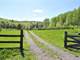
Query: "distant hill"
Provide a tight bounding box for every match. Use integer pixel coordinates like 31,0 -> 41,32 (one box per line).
0,17 -> 44,30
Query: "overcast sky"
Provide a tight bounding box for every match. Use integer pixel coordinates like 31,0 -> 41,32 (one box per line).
0,0 -> 80,21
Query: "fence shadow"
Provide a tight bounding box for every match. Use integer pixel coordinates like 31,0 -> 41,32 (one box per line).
67,47 -> 80,56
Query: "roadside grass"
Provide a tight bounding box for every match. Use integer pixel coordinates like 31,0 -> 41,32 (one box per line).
0,29 -> 36,60
32,29 -> 80,56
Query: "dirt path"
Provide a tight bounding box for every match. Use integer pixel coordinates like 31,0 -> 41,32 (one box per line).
29,31 -> 80,60
24,31 -> 56,60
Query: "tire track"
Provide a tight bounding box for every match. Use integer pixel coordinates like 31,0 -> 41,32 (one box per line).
24,31 -> 55,60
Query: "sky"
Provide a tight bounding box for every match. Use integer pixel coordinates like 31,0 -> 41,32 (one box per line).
0,0 -> 80,21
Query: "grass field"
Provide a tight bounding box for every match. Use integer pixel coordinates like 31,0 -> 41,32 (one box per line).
0,29 -> 20,48
32,29 -> 80,56
0,29 -> 80,60
0,29 -> 36,60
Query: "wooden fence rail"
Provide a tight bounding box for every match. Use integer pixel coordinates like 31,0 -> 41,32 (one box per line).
0,30 -> 24,57
64,31 -> 80,49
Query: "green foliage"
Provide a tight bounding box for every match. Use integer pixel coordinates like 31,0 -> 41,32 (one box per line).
0,18 -> 44,30
43,18 -> 50,28
50,7 -> 80,28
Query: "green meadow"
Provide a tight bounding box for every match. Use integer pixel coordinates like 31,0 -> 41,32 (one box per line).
32,29 -> 80,56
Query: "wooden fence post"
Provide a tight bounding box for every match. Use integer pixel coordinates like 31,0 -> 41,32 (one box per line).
64,31 -> 67,48
20,29 -> 24,57
20,29 -> 23,50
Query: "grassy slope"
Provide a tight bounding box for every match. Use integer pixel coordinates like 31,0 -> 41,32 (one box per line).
32,29 -> 80,56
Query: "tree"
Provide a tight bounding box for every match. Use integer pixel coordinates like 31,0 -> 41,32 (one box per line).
43,18 -> 50,28
50,7 -> 80,28
17,24 -> 24,30
51,17 -> 58,27
72,7 -> 80,26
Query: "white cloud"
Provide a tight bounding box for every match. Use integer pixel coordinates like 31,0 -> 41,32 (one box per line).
32,17 -> 44,21
27,16 -> 49,21
33,9 -> 43,13
31,9 -> 44,21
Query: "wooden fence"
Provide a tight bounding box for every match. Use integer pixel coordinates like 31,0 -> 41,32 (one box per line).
64,31 -> 80,49
0,30 -> 24,56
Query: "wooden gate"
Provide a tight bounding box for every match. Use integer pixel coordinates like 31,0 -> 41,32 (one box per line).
64,31 -> 80,49
0,30 -> 24,57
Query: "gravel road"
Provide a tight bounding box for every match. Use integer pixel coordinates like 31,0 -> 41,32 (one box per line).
24,31 -> 56,60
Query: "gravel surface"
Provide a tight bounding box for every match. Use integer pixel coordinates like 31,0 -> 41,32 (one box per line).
29,31 -> 80,60
24,31 -> 56,60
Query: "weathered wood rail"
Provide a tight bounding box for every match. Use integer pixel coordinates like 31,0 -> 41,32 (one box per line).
64,31 -> 80,49
0,30 -> 24,57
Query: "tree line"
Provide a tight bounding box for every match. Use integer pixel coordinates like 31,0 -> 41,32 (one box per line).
49,7 -> 80,28
0,7 -> 80,30
0,18 -> 45,30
